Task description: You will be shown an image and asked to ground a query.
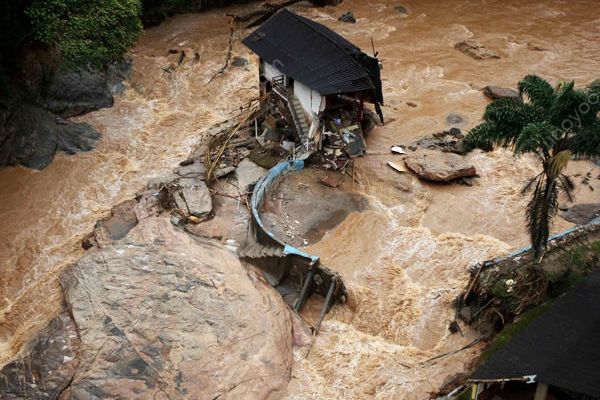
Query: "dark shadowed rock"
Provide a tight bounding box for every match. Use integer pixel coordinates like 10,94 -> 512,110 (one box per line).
454,39 -> 500,60
483,85 -> 520,100
561,203 -> 600,225
61,217 -> 293,399
404,149 -> 476,182
395,5 -> 408,14
0,104 -> 100,169
0,311 -> 80,400
339,11 -> 357,23
231,56 -> 249,67
43,68 -> 114,118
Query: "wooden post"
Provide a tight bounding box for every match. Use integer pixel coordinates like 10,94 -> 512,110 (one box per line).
534,383 -> 548,400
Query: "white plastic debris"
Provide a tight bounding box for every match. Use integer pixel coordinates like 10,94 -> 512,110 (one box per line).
388,161 -> 407,173
390,145 -> 407,154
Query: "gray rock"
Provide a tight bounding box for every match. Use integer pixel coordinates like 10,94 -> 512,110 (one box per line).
213,165 -> 235,179
235,158 -> 268,192
0,311 -> 80,400
175,179 -> 213,217
60,217 -> 293,399
147,174 -> 177,190
404,149 -> 476,182
561,203 -> 600,225
96,199 -> 138,240
0,104 -> 100,169
454,39 -> 500,60
43,67 -> 114,118
483,86 -> 520,100
106,57 -> 133,95
338,11 -> 357,23
174,162 -> 206,179
446,113 -> 465,125
231,56 -> 249,67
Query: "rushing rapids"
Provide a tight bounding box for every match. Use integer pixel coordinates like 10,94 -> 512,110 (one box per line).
1,0 -> 600,398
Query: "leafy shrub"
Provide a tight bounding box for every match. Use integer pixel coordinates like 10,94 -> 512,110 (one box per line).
26,0 -> 143,67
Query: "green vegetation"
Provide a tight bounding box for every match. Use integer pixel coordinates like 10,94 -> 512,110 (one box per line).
465,75 -> 600,258
26,0 -> 142,67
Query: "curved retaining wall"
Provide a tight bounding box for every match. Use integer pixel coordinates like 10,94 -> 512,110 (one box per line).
249,159 -> 347,313
251,159 -> 319,263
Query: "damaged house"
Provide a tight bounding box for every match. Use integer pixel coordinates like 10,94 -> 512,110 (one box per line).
242,9 -> 384,160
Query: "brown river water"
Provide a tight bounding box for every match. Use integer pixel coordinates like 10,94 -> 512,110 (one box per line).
1,0 -> 600,398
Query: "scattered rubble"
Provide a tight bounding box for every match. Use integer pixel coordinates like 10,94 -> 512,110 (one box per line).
408,128 -> 465,154
483,85 -> 520,100
404,149 -> 476,182
454,39 -> 500,60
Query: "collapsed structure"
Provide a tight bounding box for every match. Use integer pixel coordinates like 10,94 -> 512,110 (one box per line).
237,9 -> 384,325
242,8 -> 384,160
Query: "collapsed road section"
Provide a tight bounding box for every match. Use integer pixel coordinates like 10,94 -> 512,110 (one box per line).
239,160 -> 348,330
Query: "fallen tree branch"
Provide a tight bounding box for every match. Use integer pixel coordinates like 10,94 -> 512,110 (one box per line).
206,16 -> 236,85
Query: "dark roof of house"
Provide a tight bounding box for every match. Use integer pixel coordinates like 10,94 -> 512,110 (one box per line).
470,269 -> 600,397
242,9 -> 383,105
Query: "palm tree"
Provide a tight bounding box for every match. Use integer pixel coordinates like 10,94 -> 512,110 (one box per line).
465,75 -> 600,259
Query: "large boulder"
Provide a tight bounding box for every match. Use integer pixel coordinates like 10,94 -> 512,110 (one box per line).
43,68 -> 114,118
0,104 -> 99,169
61,217 -> 293,399
454,39 -> 500,60
0,311 -> 80,400
404,149 -> 476,182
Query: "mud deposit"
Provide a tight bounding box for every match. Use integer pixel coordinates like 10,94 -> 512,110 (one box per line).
2,0 -> 600,399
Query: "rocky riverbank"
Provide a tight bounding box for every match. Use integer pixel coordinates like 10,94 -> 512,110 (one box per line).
0,58 -> 131,169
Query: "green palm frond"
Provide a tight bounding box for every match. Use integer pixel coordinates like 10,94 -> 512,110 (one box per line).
483,98 -> 543,145
550,81 -> 588,127
518,74 -> 555,110
463,122 -> 500,152
568,121 -> 600,159
514,122 -> 557,155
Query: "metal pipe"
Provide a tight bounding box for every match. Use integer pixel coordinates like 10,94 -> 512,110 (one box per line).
315,279 -> 336,332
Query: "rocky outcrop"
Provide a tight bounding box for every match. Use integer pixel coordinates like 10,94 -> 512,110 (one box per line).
43,61 -> 132,118
0,311 -> 80,400
0,104 -> 100,169
404,149 -> 476,182
483,85 -> 520,100
62,217 -> 293,399
454,39 -> 500,60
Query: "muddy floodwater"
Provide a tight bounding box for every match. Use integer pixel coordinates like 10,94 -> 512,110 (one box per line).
2,0 -> 600,398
